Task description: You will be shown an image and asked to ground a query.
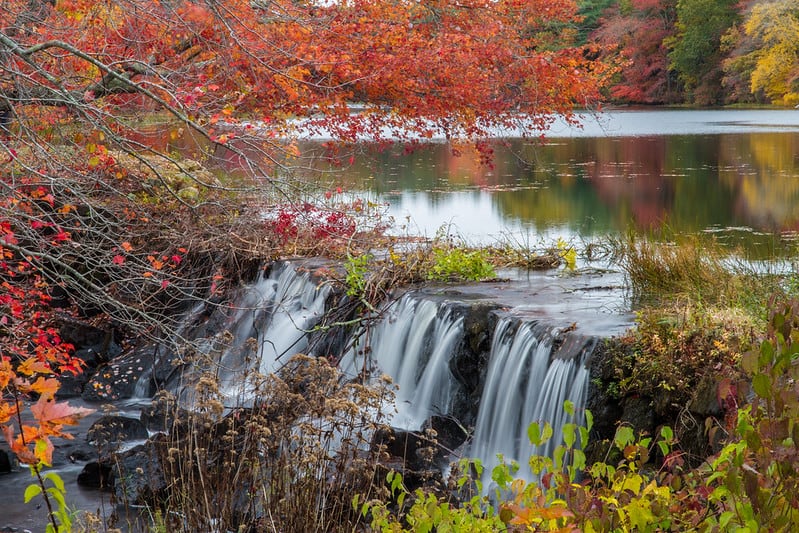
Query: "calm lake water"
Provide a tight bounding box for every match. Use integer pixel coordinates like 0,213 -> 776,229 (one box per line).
294,109 -> 799,258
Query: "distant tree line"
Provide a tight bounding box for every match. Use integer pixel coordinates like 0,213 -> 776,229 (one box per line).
578,0 -> 799,106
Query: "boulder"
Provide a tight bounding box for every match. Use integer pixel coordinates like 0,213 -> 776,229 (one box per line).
77,461 -> 114,491
56,315 -> 122,398
111,435 -> 168,506
0,446 -> 19,474
139,392 -> 190,433
82,344 -> 159,402
87,415 -> 149,457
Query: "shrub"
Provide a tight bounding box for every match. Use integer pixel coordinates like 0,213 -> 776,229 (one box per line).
128,353 -> 394,532
427,246 -> 496,282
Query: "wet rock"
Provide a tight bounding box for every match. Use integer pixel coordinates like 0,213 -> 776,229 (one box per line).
82,344 -> 159,402
422,415 -> 469,461
151,303 -> 224,388
87,415 -> 149,455
373,417 -> 467,475
52,440 -> 96,468
376,456 -> 445,494
585,341 -> 624,443
0,446 -> 19,474
77,461 -> 115,490
449,302 -> 500,426
57,313 -> 117,350
689,374 -> 724,418
620,396 -> 656,434
140,392 -> 190,433
111,435 -> 168,506
56,315 -> 122,398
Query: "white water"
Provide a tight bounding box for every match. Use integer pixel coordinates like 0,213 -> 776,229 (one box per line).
469,317 -> 591,489
340,294 -> 464,429
213,262 -> 331,400
340,294 -> 596,486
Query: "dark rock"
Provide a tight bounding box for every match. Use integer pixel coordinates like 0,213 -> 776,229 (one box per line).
586,340 -> 624,442
372,417 -> 466,475
111,435 -> 168,506
422,415 -> 469,459
56,372 -> 92,399
52,440 -> 96,467
87,415 -> 149,457
372,427 -> 427,470
56,315 -> 123,398
553,333 -> 597,362
620,396 -> 656,434
689,374 -> 724,418
140,393 -> 190,433
77,461 -> 115,490
375,456 -> 445,495
82,344 -> 159,402
449,303 -> 500,427
0,446 -> 19,474
151,303 -> 224,388
48,284 -> 71,308
57,314 -> 116,350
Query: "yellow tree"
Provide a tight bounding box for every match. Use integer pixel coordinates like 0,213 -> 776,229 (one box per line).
744,0 -> 799,105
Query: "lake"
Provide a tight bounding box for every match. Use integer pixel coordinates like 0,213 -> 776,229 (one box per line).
292,109 -> 799,258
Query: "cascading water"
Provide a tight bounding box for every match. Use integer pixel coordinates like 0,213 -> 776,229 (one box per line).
469,317 -> 594,489
340,294 -> 464,429
188,262 -> 331,402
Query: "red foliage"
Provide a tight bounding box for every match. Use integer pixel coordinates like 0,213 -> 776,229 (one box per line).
0,185 -> 93,466
591,0 -> 682,104
270,202 -> 359,244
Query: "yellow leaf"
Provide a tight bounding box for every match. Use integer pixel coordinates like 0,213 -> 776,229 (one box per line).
17,358 -> 53,376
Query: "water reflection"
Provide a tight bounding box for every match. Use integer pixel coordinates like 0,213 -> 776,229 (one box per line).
129,110 -> 799,257
302,130 -> 799,257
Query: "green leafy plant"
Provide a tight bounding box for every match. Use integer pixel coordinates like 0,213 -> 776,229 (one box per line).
359,401 -> 691,532
427,246 -> 495,282
25,465 -> 75,533
345,252 -> 371,297
700,296 -> 799,529
356,464 -> 504,533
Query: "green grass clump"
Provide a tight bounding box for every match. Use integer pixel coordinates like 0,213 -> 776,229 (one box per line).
611,234 -> 790,316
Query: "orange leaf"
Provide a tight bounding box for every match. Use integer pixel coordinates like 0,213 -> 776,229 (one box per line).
31,397 -> 94,430
17,358 -> 53,376
29,376 -> 61,400
3,425 -> 38,465
0,402 -> 18,425
0,357 -> 13,388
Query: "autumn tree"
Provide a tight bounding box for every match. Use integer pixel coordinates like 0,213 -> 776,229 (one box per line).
733,0 -> 799,106
719,2 -> 765,105
576,0 -> 617,44
0,0 -> 609,332
590,0 -> 682,104
666,0 -> 741,105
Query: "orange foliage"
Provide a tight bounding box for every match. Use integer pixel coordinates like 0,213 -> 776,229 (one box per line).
1,0 -> 605,144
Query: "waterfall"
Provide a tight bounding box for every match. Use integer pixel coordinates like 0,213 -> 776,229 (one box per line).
211,262 -> 330,400
340,294 -> 464,430
469,317 -> 593,489
167,263 -> 604,480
